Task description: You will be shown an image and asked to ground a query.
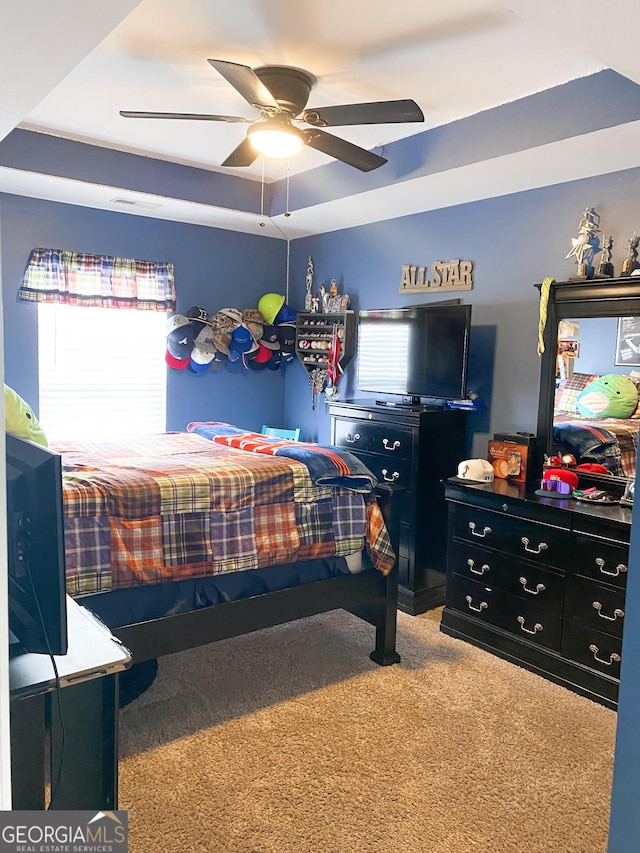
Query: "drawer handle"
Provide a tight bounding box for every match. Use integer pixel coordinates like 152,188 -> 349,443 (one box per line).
589,644 -> 621,666
519,577 -> 546,595
467,559 -> 490,576
592,602 -> 625,622
469,522 -> 491,538
517,616 -> 543,635
381,469 -> 400,482
344,432 -> 361,444
595,557 -> 628,577
521,537 -> 548,555
382,438 -> 401,451
465,595 -> 488,613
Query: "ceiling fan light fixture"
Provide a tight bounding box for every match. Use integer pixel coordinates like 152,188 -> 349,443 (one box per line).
248,119 -> 304,159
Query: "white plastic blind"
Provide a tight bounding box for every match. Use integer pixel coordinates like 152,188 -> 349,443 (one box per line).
37,303 -> 167,442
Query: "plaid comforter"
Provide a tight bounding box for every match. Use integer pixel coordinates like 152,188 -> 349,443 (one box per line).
553,413 -> 639,478
187,421 -> 377,492
53,432 -> 395,597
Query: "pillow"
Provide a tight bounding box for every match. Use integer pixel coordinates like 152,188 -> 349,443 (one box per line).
4,384 -> 48,446
555,372 -> 600,414
577,373 -> 639,419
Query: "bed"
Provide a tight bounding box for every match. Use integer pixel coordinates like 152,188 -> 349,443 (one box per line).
54,427 -> 401,668
552,372 -> 640,478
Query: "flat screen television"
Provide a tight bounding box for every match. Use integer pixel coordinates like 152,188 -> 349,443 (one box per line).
6,432 -> 68,655
357,303 -> 472,405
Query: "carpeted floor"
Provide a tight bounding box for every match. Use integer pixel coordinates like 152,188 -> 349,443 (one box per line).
118,608 -> 616,853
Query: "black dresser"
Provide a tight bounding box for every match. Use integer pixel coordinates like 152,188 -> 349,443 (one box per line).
441,478 -> 630,708
329,399 -> 467,614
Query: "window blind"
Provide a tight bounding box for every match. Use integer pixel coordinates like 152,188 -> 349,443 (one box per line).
38,303 -> 167,442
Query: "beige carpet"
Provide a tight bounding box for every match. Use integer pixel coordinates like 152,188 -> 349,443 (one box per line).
118,608 -> 616,853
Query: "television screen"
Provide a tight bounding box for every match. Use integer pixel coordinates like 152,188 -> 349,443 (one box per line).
357,303 -> 471,402
6,433 -> 68,655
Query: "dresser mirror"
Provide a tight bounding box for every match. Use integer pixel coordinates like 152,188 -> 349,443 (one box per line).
536,277 -> 640,495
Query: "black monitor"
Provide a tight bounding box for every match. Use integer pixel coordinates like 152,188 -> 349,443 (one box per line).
6,432 -> 68,655
357,303 -> 471,405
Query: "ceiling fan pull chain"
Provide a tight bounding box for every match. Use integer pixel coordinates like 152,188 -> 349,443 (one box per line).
259,157 -> 266,227
285,160 -> 291,218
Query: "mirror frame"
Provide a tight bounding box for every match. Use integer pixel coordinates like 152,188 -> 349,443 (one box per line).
535,276 -> 640,492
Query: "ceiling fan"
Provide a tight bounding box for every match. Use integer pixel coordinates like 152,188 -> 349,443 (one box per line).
120,58 -> 425,172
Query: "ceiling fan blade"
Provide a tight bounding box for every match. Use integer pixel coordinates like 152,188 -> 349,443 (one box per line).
302,99 -> 424,128
221,138 -> 259,168
303,129 -> 387,172
207,59 -> 281,112
119,110 -> 249,123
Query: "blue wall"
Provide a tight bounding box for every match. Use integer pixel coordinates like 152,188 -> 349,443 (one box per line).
284,166 -> 640,455
0,193 -> 288,433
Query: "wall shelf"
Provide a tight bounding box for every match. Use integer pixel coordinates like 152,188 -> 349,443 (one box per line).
295,311 -> 356,375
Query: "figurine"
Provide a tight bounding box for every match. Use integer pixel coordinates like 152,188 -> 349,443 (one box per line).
621,231 -> 639,276
565,207 -> 600,278
305,256 -> 314,311
320,283 -> 330,312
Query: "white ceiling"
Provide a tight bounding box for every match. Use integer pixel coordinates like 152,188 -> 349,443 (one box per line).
3,0 -> 640,236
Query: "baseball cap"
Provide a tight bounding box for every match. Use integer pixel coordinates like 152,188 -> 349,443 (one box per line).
218,308 -> 242,329
194,324 -> 216,354
276,324 -> 296,354
454,459 -> 494,483
165,349 -> 190,370
166,314 -> 191,335
274,303 -> 297,325
242,309 -> 264,341
191,344 -> 216,366
189,357 -> 211,373
213,331 -> 231,356
186,306 -> 210,333
260,325 -> 280,349
209,352 -> 227,372
266,350 -> 282,371
167,323 -> 197,358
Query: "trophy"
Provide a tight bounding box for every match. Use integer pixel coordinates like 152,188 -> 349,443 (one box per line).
595,234 -> 614,278
621,231 -> 639,276
304,256 -> 314,311
565,207 -> 600,279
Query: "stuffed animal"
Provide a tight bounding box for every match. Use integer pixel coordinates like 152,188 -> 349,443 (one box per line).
576,373 -> 638,419
4,384 -> 48,446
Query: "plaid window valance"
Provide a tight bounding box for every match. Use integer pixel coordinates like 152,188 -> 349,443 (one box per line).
19,248 -> 176,312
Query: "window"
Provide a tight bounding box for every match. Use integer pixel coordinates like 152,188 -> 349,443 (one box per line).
37,303 -> 167,442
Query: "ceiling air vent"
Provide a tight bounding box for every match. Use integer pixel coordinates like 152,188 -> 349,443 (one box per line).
110,197 -> 162,210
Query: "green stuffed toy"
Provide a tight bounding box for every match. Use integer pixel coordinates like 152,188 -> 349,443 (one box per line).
577,373 -> 638,419
4,384 -> 48,446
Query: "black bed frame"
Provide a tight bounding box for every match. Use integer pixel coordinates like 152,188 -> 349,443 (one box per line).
103,484 -> 401,667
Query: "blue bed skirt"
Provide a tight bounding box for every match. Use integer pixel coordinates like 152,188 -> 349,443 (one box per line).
76,556 -> 354,631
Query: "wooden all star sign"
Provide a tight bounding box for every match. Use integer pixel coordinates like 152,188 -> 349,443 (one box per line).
399,259 -> 474,294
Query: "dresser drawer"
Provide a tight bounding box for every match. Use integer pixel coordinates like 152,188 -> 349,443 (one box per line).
332,418 -> 413,460
448,575 -> 562,651
357,452 -> 413,489
573,534 -> 629,589
563,620 -> 622,680
452,505 -> 569,570
449,541 -> 564,613
565,576 -> 626,639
